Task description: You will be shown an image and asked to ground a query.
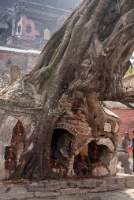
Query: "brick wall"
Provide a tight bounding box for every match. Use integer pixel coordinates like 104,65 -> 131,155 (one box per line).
0,47 -> 40,75
6,36 -> 45,50
111,108 -> 134,143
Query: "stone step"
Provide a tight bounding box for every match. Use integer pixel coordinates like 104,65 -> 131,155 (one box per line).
0,174 -> 134,200
26,174 -> 134,193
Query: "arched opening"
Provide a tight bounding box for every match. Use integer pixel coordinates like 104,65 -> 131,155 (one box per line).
88,141 -> 104,164
50,129 -> 75,176
50,129 -> 112,177
4,120 -> 25,177
74,141 -> 110,176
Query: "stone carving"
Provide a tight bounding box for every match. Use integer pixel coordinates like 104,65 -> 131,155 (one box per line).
9,65 -> 22,84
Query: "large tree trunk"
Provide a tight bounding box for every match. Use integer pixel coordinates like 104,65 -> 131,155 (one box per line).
0,0 -> 134,179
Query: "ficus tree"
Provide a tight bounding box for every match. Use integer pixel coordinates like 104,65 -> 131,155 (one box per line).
0,0 -> 134,179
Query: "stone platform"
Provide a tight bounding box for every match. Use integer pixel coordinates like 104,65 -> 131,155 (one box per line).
0,173 -> 134,199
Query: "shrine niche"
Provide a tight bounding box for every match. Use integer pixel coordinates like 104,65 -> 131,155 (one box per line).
74,141 -> 111,176
88,141 -> 107,164
12,120 -> 24,140
4,120 -> 25,178
50,129 -> 75,172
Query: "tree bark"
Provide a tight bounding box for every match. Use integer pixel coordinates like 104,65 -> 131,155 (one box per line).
0,0 -> 134,179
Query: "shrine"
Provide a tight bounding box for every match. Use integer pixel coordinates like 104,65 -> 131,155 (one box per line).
0,91 -> 119,180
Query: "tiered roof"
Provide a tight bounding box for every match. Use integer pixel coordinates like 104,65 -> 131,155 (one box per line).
0,0 -> 81,23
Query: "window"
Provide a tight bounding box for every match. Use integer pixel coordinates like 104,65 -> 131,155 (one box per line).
26,24 -> 32,33
18,25 -> 21,33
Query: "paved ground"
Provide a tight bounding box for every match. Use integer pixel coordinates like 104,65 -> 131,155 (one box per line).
30,189 -> 134,200
48,189 -> 134,200
0,186 -> 133,200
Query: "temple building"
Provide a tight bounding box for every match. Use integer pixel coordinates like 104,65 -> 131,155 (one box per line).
0,0 -> 81,50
